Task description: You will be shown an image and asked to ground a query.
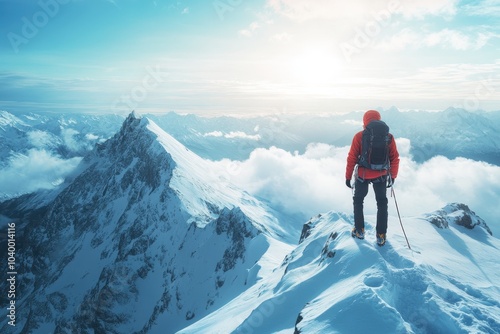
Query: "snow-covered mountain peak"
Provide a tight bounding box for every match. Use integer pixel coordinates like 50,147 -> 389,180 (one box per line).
0,112 -> 294,333
90,111 -> 289,241
108,112 -> 292,239
0,110 -> 27,128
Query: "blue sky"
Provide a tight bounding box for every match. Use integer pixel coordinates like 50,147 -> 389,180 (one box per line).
1,0 -> 499,115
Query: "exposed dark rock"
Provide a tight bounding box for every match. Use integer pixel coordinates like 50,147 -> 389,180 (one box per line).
294,313 -> 304,334
299,222 -> 313,244
215,207 -> 259,272
425,203 -> 492,235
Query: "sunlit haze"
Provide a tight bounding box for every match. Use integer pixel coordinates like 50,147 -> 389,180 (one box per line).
1,0 -> 499,115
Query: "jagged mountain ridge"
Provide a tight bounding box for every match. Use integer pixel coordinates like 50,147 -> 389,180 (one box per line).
2,107 -> 499,168
0,113 -> 291,333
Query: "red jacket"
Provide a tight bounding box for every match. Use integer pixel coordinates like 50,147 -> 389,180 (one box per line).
345,126 -> 400,181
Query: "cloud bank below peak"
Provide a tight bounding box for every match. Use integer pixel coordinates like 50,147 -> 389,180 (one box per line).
219,138 -> 500,236
0,149 -> 81,199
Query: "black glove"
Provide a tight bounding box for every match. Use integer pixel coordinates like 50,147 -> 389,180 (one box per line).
387,177 -> 395,188
346,179 -> 352,188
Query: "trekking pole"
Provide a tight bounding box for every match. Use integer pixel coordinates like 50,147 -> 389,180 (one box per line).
390,185 -> 413,251
352,166 -> 358,197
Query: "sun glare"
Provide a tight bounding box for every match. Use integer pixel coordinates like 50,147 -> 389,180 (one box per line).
290,47 -> 342,85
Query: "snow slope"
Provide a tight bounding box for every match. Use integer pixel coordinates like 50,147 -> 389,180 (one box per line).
180,207 -> 499,334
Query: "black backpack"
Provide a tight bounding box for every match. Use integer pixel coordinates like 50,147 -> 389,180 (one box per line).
358,120 -> 391,170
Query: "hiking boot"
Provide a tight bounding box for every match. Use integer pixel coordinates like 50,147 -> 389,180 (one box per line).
351,227 -> 365,239
376,233 -> 386,246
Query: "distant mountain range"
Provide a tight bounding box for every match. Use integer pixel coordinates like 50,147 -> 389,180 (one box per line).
2,107 -> 500,169
1,113 -> 498,333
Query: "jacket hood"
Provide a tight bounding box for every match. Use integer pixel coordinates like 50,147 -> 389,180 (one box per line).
363,110 -> 381,128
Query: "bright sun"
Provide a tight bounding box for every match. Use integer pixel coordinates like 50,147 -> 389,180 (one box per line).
290,47 -> 342,85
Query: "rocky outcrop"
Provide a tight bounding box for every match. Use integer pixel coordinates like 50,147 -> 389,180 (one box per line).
425,203 -> 492,236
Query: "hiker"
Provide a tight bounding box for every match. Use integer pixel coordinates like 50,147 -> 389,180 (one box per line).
345,109 -> 400,246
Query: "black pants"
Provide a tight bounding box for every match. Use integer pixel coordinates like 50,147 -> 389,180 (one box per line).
353,177 -> 388,234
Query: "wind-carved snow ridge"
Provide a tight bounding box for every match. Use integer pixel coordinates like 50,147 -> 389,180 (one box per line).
288,212 -> 500,334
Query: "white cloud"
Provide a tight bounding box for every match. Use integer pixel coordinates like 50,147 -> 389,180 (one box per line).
267,0 -> 385,21
377,28 -> 494,51
395,155 -> 500,232
203,131 -> 224,137
271,32 -> 293,42
225,131 -> 261,140
239,21 -> 261,37
341,119 -> 363,127
203,131 -> 261,140
220,138 -> 500,235
424,29 -> 490,50
62,128 -> 80,151
398,0 -> 458,19
85,133 -> 99,141
61,128 -> 91,152
239,29 -> 253,38
222,143 -> 351,217
375,28 -> 421,51
267,0 -> 459,21
464,0 -> 500,17
28,130 -> 57,149
0,149 -> 81,198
